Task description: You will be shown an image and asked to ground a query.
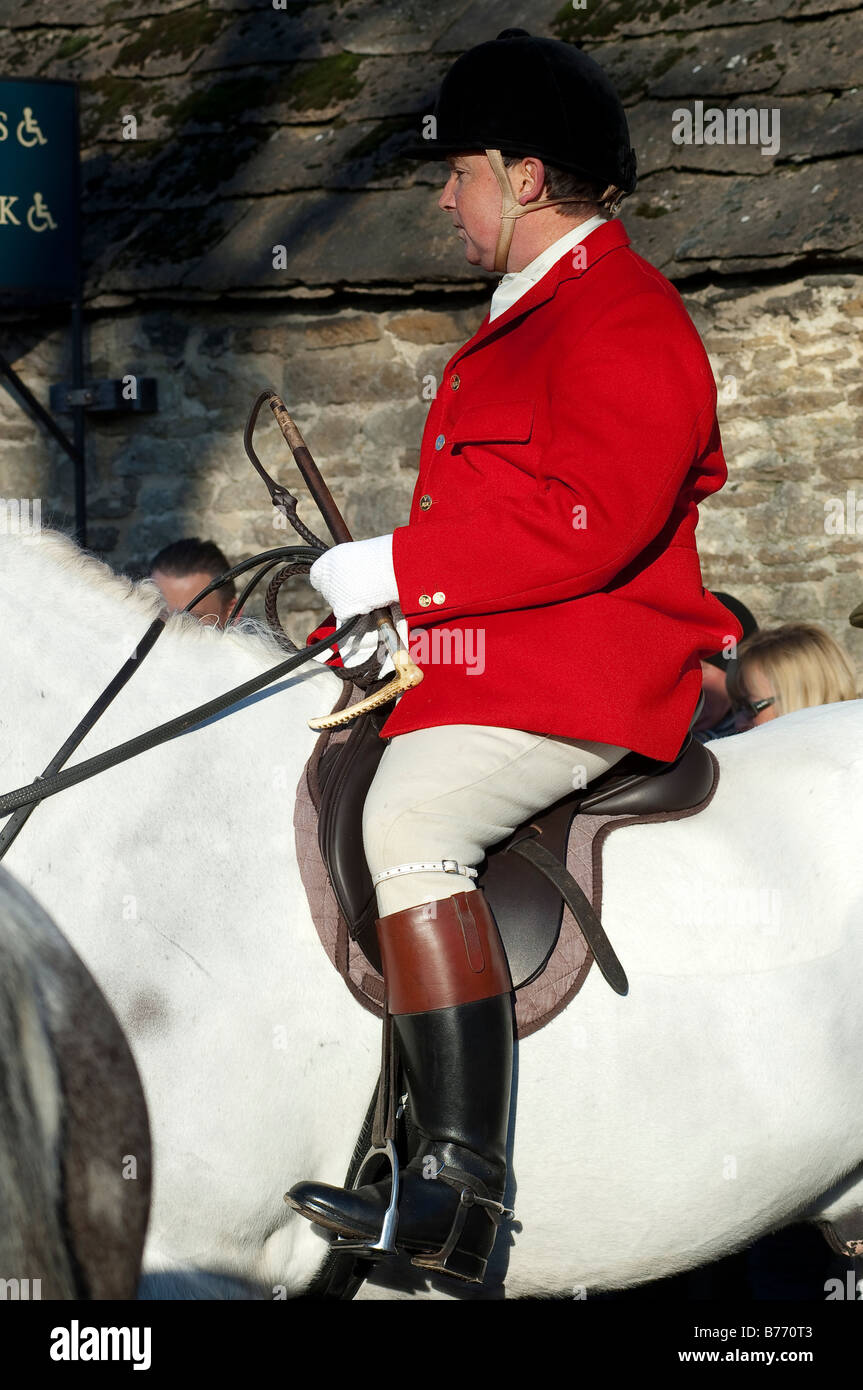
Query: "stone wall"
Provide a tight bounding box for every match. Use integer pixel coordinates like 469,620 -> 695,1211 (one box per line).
2,274 -> 862,677
1,0 -> 861,675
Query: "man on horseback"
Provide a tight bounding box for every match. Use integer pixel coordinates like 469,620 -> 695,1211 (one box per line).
286,28 -> 742,1285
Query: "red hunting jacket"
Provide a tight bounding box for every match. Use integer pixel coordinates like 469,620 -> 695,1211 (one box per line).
318,219 -> 742,763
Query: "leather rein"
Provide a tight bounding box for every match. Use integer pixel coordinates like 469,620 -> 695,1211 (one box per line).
0,392 -> 378,863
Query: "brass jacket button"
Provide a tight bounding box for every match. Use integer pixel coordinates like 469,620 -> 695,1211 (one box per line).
434,433 -> 445,450
418,593 -> 432,607
432,591 -> 446,605
419,494 -> 432,510
450,374 -> 460,390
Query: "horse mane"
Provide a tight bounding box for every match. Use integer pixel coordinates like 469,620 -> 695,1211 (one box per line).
4,528 -> 296,662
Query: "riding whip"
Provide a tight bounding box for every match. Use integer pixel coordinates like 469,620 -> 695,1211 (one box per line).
245,390 -> 423,731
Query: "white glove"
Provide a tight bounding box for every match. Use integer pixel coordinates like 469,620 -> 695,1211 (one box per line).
331,603 -> 410,675
308,603 -> 409,676
308,534 -> 398,623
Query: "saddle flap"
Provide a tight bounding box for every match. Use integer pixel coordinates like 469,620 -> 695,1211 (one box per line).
478,802 -> 576,989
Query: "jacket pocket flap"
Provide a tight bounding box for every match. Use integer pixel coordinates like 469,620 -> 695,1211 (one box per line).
450,400 -> 535,445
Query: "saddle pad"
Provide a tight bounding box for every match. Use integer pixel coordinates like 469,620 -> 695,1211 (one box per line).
293,748 -> 720,1041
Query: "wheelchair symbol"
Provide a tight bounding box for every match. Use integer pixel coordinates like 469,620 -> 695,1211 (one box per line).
27,192 -> 56,232
17,107 -> 47,147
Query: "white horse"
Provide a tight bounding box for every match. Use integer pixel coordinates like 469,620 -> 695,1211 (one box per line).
0,863 -> 150,1299
0,527 -> 861,1300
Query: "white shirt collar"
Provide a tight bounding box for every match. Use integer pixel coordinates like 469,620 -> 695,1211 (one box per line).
488,215 -> 607,323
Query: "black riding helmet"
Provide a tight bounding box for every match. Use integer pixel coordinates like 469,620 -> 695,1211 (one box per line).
404,28 -> 637,271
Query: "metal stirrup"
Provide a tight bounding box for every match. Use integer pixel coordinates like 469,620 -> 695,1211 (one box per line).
330,1138 -> 401,1258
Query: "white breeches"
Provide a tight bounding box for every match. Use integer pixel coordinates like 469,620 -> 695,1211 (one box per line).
362,724 -> 629,916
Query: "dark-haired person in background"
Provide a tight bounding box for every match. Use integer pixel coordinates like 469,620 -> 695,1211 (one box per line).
150,538 -> 238,628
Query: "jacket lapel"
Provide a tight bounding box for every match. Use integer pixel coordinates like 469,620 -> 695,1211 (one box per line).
451,218 -> 632,365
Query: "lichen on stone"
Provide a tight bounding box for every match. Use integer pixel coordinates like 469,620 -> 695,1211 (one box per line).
84,75 -> 153,136
553,0 -> 645,42
56,34 -> 93,61
157,74 -> 282,127
117,3 -> 227,67
651,46 -> 687,80
286,52 -> 363,111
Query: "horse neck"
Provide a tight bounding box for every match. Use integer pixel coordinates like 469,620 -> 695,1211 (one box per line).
0,530 -> 337,702
1,532 -> 162,677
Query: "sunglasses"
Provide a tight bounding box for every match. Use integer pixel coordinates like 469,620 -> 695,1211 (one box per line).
733,695 -> 776,719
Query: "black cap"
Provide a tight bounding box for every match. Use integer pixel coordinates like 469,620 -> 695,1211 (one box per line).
402,28 -> 637,195
704,592 -> 759,671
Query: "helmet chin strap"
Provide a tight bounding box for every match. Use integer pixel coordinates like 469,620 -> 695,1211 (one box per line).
485,148 -> 618,273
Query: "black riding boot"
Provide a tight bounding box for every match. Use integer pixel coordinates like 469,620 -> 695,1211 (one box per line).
285,890 -> 515,1284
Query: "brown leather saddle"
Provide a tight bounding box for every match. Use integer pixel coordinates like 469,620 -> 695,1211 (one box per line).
315,692 -> 713,994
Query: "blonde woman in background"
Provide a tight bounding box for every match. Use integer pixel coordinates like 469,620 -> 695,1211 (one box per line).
728,622 -> 859,731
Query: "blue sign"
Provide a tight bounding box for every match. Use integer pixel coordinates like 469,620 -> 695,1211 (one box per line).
0,79 -> 80,299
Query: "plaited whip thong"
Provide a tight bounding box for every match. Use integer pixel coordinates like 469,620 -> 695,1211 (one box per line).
245,390 -> 423,731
